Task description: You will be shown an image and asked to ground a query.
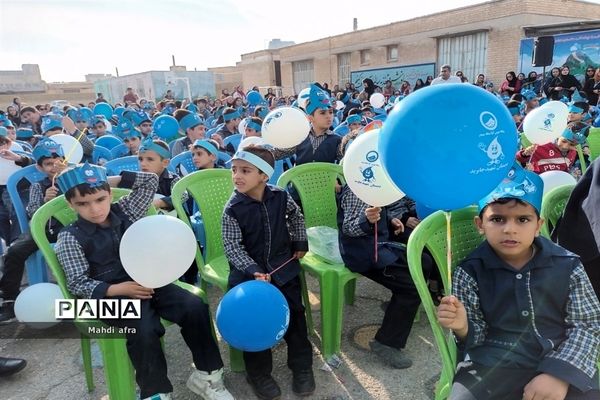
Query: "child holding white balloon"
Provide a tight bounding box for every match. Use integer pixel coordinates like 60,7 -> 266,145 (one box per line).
0,138 -> 66,322
222,145 -> 315,400
55,164 -> 233,400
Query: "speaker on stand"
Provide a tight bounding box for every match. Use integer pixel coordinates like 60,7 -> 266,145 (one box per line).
532,36 -> 555,95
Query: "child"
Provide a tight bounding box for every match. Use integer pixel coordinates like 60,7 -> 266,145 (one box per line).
345,113 -> 362,131
437,165 -> 600,400
337,147 -> 432,369
16,127 -> 39,148
191,139 -> 220,170
273,84 -> 342,165
54,163 -> 233,400
171,110 -> 206,157
115,120 -> 142,156
222,146 -> 314,400
215,107 -> 242,140
225,117 -> 261,154
520,122 -> 588,174
90,116 -> 108,139
0,138 -> 66,322
506,100 -> 523,131
567,101 -> 590,123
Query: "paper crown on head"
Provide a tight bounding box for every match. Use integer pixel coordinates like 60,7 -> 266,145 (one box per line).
41,113 -> 63,133
3,119 -> 13,128
346,114 -> 362,125
138,136 -> 170,159
257,107 -> 269,119
223,109 -> 241,122
162,104 -> 175,115
568,104 -> 584,114
232,150 -> 274,178
32,138 -> 64,161
303,84 -> 332,115
192,139 -> 218,156
91,115 -> 107,126
245,119 -> 262,132
562,125 -> 588,145
16,128 -> 34,139
0,126 -> 7,137
186,103 -> 198,113
126,109 -> 151,126
113,119 -> 140,139
57,162 -> 107,194
0,114 -> 7,123
571,90 -> 586,103
67,108 -> 92,123
179,113 -> 205,131
521,89 -> 537,102
478,163 -> 543,214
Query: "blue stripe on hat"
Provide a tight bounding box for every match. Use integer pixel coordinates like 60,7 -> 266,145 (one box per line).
192,139 -> 218,156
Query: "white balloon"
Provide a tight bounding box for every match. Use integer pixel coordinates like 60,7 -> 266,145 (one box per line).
342,129 -> 405,207
14,283 -> 63,329
262,107 -> 310,148
335,100 -> 345,111
119,215 -> 198,288
540,170 -> 576,196
523,101 -> 569,145
50,133 -> 84,163
0,157 -> 22,185
238,117 -> 248,136
370,93 -> 386,108
297,88 -> 311,110
239,136 -> 265,149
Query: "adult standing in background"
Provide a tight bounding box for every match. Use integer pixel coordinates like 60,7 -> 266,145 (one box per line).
430,65 -> 461,85
123,87 -> 139,105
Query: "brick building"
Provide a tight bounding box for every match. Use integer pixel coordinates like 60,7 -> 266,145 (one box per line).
221,0 -> 600,96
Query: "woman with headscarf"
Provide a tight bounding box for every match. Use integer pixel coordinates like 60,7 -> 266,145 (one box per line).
543,67 -> 561,99
413,79 -> 425,91
583,67 -> 600,106
361,78 -> 377,98
548,65 -> 581,101
521,71 -> 541,95
500,71 -> 521,97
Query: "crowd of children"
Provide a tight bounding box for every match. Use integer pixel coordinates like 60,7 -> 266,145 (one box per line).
0,68 -> 599,400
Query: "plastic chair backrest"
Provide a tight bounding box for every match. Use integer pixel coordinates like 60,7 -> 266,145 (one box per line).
171,169 -> 233,263
6,164 -> 48,233
92,145 -> 112,164
277,163 -> 345,229
269,158 -> 292,185
540,184 -> 575,239
223,134 -> 242,152
587,127 -> 600,161
95,134 -> 123,150
105,156 -> 140,175
406,207 -> 483,399
110,143 -> 129,159
218,151 -> 232,166
169,150 -> 197,176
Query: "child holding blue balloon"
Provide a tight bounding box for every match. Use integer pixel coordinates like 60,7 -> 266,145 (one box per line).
437,165 -> 600,400
55,164 -> 233,400
222,145 -> 315,400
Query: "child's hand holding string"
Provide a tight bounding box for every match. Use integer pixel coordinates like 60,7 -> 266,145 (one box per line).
437,295 -> 468,340
365,207 -> 381,224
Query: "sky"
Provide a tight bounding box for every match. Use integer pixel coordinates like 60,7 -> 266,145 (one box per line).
1,0 -> 489,82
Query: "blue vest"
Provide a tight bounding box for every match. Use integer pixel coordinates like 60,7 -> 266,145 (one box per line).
295,133 -> 341,165
63,205 -> 134,285
225,186 -> 301,286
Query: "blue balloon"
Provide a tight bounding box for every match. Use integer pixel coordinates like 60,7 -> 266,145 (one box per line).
152,115 -> 180,140
216,280 -> 289,352
114,106 -> 125,118
94,103 -> 113,119
379,84 -> 518,211
594,115 -> 600,128
416,202 -> 439,220
246,91 -> 264,106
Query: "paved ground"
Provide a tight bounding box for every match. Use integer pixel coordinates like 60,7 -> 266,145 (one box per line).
0,275 -> 442,400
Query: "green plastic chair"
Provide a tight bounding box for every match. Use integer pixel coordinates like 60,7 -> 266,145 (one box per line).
540,184 -> 575,239
520,133 -> 533,149
30,188 -> 206,399
171,169 -> 245,372
277,162 -> 359,360
587,127 -> 600,162
406,207 -> 484,400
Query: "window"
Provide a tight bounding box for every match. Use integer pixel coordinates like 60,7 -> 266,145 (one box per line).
360,50 -> 371,65
337,53 -> 351,88
292,59 -> 314,94
387,45 -> 398,61
437,31 -> 488,83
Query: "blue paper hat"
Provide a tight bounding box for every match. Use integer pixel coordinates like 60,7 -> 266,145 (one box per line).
192,139 -> 218,156
562,125 -> 588,145
346,114 -> 362,125
3,119 -> 13,128
257,107 -> 269,119
91,115 -> 107,127
0,126 -> 7,137
130,110 -> 151,126
162,104 -> 175,115
138,136 -> 170,159
568,104 -> 584,114
539,97 -> 549,106
303,84 -> 332,115
16,128 -> 34,140
41,113 -> 63,133
179,113 -> 204,131
32,138 -> 64,161
57,162 -> 107,194
68,107 -> 92,123
478,163 -> 543,214
521,89 -> 537,102
113,120 -> 141,140
186,103 -> 198,113
0,114 -> 7,123
143,101 -> 155,111
571,90 -> 586,103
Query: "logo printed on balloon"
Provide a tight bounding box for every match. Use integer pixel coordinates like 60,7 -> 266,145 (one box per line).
366,150 -> 378,162
480,111 -> 498,131
276,306 -> 290,341
543,113 -> 555,131
264,112 -> 282,125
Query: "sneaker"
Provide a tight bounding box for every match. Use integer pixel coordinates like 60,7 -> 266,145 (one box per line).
142,394 -> 171,400
245,374 -> 281,400
187,369 -> 234,400
0,301 -> 15,324
292,369 -> 315,396
369,340 -> 412,369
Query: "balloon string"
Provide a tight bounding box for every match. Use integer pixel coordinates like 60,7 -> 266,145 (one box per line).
445,211 -> 452,296
267,256 -> 296,278
374,220 -> 378,263
62,129 -> 86,165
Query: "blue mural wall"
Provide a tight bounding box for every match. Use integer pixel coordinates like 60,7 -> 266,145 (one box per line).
350,63 -> 436,89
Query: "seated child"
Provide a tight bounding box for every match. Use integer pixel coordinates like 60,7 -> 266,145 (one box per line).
90,116 -> 108,139
171,110 -> 206,157
115,120 -> 142,156
0,138 -> 65,322
222,146 -> 314,400
225,117 -> 262,155
16,127 -> 39,149
345,114 -> 362,131
55,163 -> 233,400
437,165 -> 600,400
191,139 -> 220,171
